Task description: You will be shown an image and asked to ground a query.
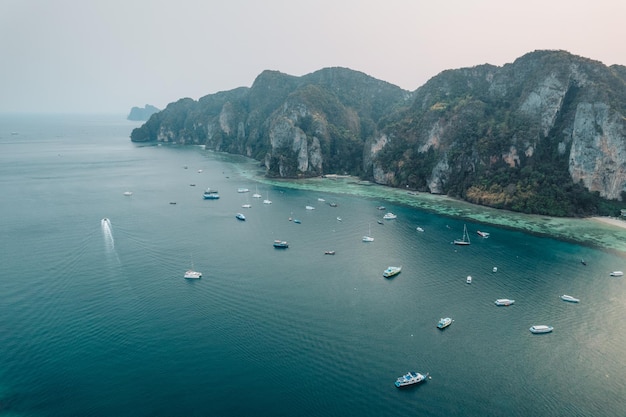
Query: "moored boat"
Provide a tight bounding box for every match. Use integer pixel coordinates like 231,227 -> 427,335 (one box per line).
273,240 -> 289,248
203,188 -> 220,199
466,275 -> 472,284
437,317 -> 452,329
495,299 -> 515,306
235,213 -> 246,221
237,188 -> 249,193
560,294 -> 580,303
394,371 -> 429,388
530,325 -> 553,334
383,266 -> 402,278
416,227 -> 424,232
184,270 -> 202,279
382,212 -> 397,220
453,224 -> 471,245
477,230 -> 490,238
324,250 -> 335,255
610,271 -> 623,277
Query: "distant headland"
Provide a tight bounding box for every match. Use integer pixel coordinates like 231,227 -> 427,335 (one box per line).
127,104 -> 159,121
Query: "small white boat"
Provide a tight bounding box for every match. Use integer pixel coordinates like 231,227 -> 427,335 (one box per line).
273,240 -> 289,248
263,199 -> 272,204
235,213 -> 246,221
560,294 -> 580,303
305,205 -> 315,210
242,204 -> 252,208
197,169 -> 203,173
324,250 -> 335,255
336,217 -> 342,222
610,271 -> 623,277
477,230 -> 490,238
492,267 -> 498,273
184,270 -> 202,279
394,371 -> 429,388
416,227 -> 424,232
383,266 -> 402,278
123,191 -> 133,196
466,275 -> 472,284
237,188 -> 249,193
495,299 -> 515,306
362,224 -> 374,242
437,317 -> 452,329
317,198 -> 325,202
382,212 -> 397,220
530,325 -> 553,334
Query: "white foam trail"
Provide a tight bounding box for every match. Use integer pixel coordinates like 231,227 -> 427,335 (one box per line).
101,218 -> 114,250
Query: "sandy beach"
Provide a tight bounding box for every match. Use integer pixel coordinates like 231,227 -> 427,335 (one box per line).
590,216 -> 626,230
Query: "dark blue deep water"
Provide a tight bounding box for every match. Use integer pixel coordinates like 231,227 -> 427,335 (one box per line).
1,114 -> 625,416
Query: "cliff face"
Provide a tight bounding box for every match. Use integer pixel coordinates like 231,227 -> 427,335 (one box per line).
131,51 -> 626,215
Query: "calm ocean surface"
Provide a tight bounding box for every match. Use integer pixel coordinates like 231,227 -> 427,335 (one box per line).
1,114 -> 626,416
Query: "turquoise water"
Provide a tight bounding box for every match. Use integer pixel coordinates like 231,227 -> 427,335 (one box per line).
1,115 -> 626,416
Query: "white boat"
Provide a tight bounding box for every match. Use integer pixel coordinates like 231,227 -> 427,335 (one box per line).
610,271 -> 623,277
492,267 -> 498,273
263,191 -> 272,205
184,270 -> 202,279
495,299 -> 515,306
453,224 -> 471,245
382,212 -> 397,220
203,188 -> 220,199
305,205 -> 315,210
416,227 -> 424,232
362,223 -> 374,242
383,266 -> 402,278
394,371 -> 429,388
235,213 -> 246,221
123,191 -> 133,196
237,188 -> 249,193
560,294 -> 580,303
336,217 -> 342,222
477,230 -> 490,238
242,204 -> 252,208
252,186 -> 262,198
530,325 -> 553,334
466,275 -> 472,284
317,198 -> 325,202
437,317 -> 452,329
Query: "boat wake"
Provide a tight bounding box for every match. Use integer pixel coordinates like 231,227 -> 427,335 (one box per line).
101,218 -> 115,250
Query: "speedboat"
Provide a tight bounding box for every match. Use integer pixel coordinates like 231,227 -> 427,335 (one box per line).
184,270 -> 202,279
560,294 -> 580,303
273,240 -> 289,248
394,371 -> 429,388
383,266 -> 402,278
336,217 -> 342,222
236,213 -> 246,221
305,205 -> 315,210
377,206 -> 386,210
203,188 -> 220,199
362,236 -> 374,242
123,191 -> 133,196
466,275 -> 472,284
477,230 -> 490,238
437,317 -> 452,329
293,219 -> 301,224
495,299 -> 515,306
317,198 -> 325,202
492,267 -> 498,273
610,271 -> 623,277
416,227 -> 424,232
329,202 -> 338,207
324,251 -> 335,255
530,325 -> 553,334
382,212 -> 397,220
242,204 -> 252,208
237,188 -> 249,193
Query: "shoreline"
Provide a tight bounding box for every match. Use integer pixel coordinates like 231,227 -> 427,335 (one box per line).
227,157 -> 626,254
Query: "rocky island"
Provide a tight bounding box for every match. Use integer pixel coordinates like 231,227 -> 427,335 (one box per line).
131,50 -> 626,217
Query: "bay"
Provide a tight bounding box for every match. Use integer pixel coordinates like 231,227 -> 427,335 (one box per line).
1,114 -> 625,416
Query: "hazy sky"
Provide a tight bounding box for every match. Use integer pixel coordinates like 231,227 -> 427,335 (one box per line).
2,0 -> 625,113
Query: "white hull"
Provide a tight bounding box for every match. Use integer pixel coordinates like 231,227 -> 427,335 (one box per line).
530,325 -> 553,334
560,295 -> 580,303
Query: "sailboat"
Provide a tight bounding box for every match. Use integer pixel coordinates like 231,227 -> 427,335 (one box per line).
263,190 -> 272,205
252,185 -> 262,199
362,223 -> 374,242
453,224 -> 471,246
184,255 -> 202,279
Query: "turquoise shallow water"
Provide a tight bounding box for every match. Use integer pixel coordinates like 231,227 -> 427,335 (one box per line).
1,114 -> 626,416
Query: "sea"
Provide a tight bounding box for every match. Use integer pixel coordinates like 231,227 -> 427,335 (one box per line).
1,114 -> 626,417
